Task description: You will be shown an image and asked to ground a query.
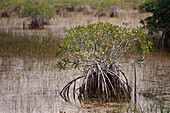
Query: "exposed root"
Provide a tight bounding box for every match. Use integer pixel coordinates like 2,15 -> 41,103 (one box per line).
1,10 -> 10,17
60,75 -> 85,102
60,63 -> 132,103
29,17 -> 49,29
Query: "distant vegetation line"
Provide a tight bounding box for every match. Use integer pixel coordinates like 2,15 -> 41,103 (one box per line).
0,0 -> 145,13
0,0 -> 145,7
0,0 -> 146,29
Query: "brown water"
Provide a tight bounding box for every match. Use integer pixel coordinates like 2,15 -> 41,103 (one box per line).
0,10 -> 170,113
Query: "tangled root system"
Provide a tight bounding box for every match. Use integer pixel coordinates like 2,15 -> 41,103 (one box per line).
29,17 -> 49,29
60,63 -> 131,103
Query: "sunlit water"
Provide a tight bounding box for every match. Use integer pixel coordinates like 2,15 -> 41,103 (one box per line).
0,10 -> 170,113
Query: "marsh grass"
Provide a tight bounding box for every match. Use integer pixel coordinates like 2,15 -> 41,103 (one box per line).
145,50 -> 170,61
132,84 -> 170,113
122,101 -> 170,113
0,31 -> 59,59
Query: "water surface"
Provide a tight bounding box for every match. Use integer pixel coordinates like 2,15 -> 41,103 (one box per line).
0,54 -> 169,113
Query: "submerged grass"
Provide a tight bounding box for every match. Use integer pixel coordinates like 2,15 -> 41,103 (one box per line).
0,31 -> 59,59
121,101 -> 170,113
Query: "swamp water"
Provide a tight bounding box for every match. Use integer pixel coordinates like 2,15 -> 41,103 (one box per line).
0,55 -> 169,113
0,10 -> 170,113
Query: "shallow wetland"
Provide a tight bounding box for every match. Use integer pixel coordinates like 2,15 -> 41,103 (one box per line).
0,10 -> 169,113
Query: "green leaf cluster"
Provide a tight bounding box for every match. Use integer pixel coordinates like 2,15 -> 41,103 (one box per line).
0,0 -> 27,11
0,0 -> 55,20
0,1 -> 12,10
56,22 -> 152,70
54,0 -> 85,8
54,2 -> 72,8
53,0 -> 126,11
57,58 -> 71,70
89,0 -> 124,10
20,1 -> 54,20
139,0 -> 170,34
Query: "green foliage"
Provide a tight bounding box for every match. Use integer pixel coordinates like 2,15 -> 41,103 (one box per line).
0,0 -> 17,16
20,1 -> 54,20
57,58 -> 71,70
56,22 -> 152,70
0,1 -> 12,10
0,0 -> 55,19
65,0 -> 85,7
0,0 -> 149,16
139,0 -> 170,34
125,0 -> 146,5
54,2 -> 72,8
89,0 -> 124,10
53,0 -> 86,8
0,0 -> 26,11
53,0 -> 125,11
